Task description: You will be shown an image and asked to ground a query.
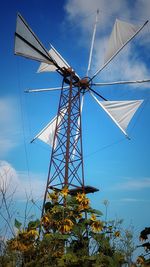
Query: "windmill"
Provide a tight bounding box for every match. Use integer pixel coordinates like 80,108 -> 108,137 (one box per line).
14,11 -> 149,216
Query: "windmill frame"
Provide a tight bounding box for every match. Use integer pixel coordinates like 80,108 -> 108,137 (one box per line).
14,11 -> 149,217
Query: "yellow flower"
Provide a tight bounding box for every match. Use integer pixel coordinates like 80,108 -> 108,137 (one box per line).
136,256 -> 145,264
76,213 -> 83,219
9,239 -> 31,252
91,221 -> 103,232
61,187 -> 69,197
90,214 -> 96,221
51,206 -> 59,214
9,240 -> 18,250
41,215 -> 50,225
26,229 -> 39,238
17,242 -> 28,252
48,192 -> 59,202
79,198 -> 90,210
114,231 -> 120,238
59,218 -> 74,233
76,192 -> 86,202
65,218 -> 74,227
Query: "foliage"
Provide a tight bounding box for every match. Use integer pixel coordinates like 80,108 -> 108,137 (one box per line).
0,188 -> 147,266
136,227 -> 150,266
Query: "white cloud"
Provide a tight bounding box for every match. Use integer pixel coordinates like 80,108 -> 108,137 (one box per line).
16,171 -> 45,201
0,97 -> 21,157
65,0 -> 150,85
0,160 -> 18,193
0,139 -> 17,158
134,0 -> 150,22
65,0 -> 130,30
111,177 -> 150,191
95,44 -> 150,84
0,161 -> 45,201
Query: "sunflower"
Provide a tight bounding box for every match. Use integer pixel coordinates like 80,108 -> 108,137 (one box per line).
114,231 -> 120,238
26,229 -> 39,238
59,218 -> 74,233
75,213 -> 83,219
8,239 -> 19,250
76,192 -> 86,202
17,241 -> 29,252
90,214 -> 96,221
91,220 -> 103,232
41,215 -> 50,226
136,256 -> 145,265
78,198 -> 90,210
61,187 -> 69,197
48,191 -> 59,202
9,238 -> 32,252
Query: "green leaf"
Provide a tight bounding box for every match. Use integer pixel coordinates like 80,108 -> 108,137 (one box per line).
28,219 -> 40,230
88,208 -> 103,216
14,218 -> 22,229
44,202 -> 54,212
45,232 -> 70,241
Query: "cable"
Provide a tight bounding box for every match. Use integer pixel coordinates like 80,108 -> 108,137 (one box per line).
129,97 -> 150,137
84,137 -> 126,159
16,59 -> 37,218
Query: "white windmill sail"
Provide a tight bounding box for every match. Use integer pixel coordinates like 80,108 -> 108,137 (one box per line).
31,108 -> 67,147
37,45 -> 70,73
92,19 -> 148,79
91,92 -> 143,137
15,13 -> 56,65
104,19 -> 141,64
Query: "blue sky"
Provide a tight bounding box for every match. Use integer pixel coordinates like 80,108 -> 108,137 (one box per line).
0,0 -> 150,242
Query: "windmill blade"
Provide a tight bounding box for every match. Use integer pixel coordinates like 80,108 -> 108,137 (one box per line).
37,44 -> 80,80
31,115 -> 57,147
91,19 -> 148,81
25,86 -> 70,93
31,108 -> 67,147
86,9 -> 99,76
90,91 -> 143,137
93,79 -> 150,86
37,44 -> 71,73
15,13 -> 58,66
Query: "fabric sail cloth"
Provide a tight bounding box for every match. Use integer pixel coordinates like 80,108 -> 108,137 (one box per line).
91,92 -> 143,137
104,19 -> 140,64
35,115 -> 58,147
37,45 -> 70,73
37,45 -> 80,79
15,14 -> 55,65
32,108 -> 67,147
32,96 -> 84,150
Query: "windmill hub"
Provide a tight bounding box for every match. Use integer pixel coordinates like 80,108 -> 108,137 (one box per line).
63,67 -> 79,84
78,77 -> 91,93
